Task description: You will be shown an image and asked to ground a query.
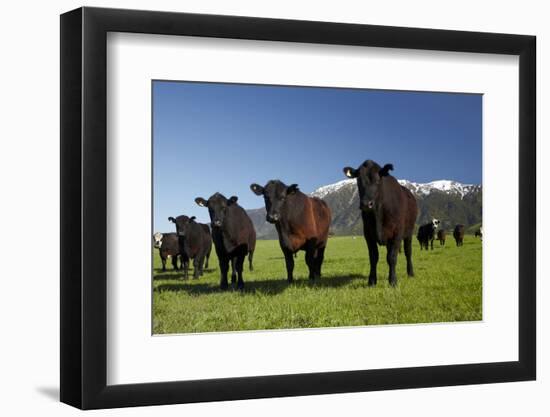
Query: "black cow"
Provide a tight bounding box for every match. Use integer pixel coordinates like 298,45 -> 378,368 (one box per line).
475,227 -> 483,241
417,218 -> 440,250
250,180 -> 331,282
437,229 -> 447,246
195,193 -> 256,290
453,224 -> 465,247
153,232 -> 180,271
168,215 -> 212,279
343,160 -> 418,287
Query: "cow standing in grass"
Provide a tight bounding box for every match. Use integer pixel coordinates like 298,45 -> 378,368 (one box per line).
417,218 -> 440,250
195,193 -> 256,290
453,224 -> 465,247
153,232 -> 181,271
343,160 -> 418,287
437,229 -> 447,246
250,180 -> 331,283
168,215 -> 212,280
475,227 -> 483,241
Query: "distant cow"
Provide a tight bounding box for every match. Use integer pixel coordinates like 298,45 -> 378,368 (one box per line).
153,232 -> 180,271
417,218 -> 440,250
168,215 -> 212,280
195,193 -> 256,290
437,229 -> 447,246
250,180 -> 331,282
343,160 -> 417,287
475,227 -> 483,241
453,224 -> 465,247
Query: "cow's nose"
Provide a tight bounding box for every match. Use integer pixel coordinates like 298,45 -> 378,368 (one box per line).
214,220 -> 222,227
266,213 -> 279,223
360,200 -> 374,210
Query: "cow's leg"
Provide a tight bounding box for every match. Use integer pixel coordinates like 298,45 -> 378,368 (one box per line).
366,237 -> 379,286
161,256 -> 167,272
204,248 -> 210,270
248,250 -> 254,271
230,257 -> 237,284
197,252 -> 205,276
283,249 -> 295,283
171,255 -> 178,271
305,247 -> 315,280
235,254 -> 245,290
192,256 -> 201,279
404,236 -> 414,277
386,239 -> 400,287
182,256 -> 190,280
219,257 -> 229,290
315,246 -> 326,279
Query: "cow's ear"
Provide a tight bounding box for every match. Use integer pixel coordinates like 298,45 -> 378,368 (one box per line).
250,183 -> 264,196
195,197 -> 208,207
287,184 -> 299,195
168,217 -> 175,223
343,167 -> 357,178
379,163 -> 394,177
190,216 -> 196,222
228,196 -> 238,205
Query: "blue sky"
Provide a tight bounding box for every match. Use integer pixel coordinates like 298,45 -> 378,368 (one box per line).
153,81 -> 481,230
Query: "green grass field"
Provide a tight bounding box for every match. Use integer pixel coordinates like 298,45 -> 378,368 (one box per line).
153,235 -> 482,334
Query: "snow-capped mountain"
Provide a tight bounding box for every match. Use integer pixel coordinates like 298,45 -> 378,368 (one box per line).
248,178 -> 482,239
311,178 -> 480,200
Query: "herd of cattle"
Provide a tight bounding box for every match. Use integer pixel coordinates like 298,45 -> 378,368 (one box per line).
416,220 -> 481,249
154,159 -> 482,289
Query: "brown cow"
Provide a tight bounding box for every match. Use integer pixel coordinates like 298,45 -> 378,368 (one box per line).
437,229 -> 447,246
168,215 -> 212,280
343,160 -> 418,287
453,224 -> 465,247
250,180 -> 331,282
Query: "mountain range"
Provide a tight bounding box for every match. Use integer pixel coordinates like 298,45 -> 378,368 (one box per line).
247,179 -> 482,239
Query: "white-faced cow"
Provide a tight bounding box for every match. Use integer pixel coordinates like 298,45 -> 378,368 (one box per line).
250,180 -> 331,283
475,227 -> 483,241
453,224 -> 465,246
153,232 -> 180,271
343,160 -> 418,287
417,218 -> 440,250
168,215 -> 212,280
195,193 -> 256,290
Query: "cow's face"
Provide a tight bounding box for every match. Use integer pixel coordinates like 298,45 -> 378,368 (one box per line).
153,232 -> 163,248
343,160 -> 394,211
432,218 -> 441,229
250,180 -> 299,224
168,215 -> 195,237
195,193 -> 238,228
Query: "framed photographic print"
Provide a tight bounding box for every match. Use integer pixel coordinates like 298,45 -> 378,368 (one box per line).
60,6 -> 536,409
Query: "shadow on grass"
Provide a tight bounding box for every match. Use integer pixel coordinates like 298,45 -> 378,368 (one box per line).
153,268 -> 217,280
155,273 -> 365,296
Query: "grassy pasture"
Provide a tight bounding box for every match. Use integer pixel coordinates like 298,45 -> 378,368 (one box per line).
153,235 -> 482,334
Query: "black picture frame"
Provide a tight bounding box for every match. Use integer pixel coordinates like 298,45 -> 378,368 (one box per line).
60,6 -> 536,410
